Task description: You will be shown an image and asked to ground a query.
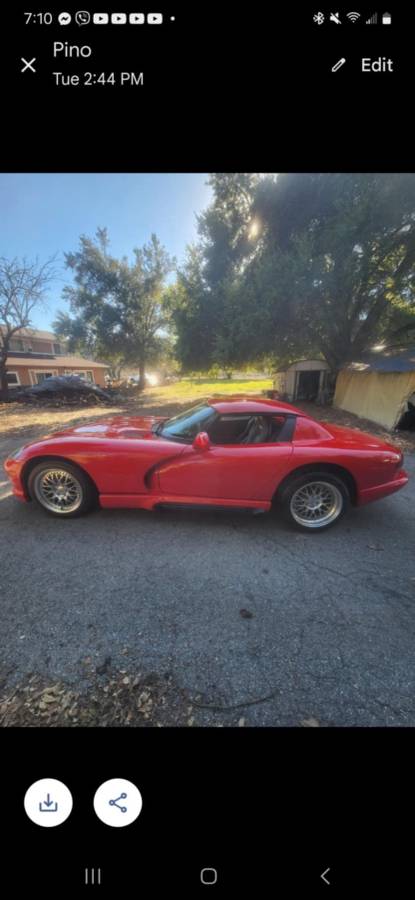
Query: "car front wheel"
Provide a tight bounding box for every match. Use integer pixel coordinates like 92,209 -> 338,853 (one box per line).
279,473 -> 349,531
27,461 -> 95,517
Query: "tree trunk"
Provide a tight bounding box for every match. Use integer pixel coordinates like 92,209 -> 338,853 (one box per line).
318,336 -> 355,373
138,357 -> 146,390
0,361 -> 9,399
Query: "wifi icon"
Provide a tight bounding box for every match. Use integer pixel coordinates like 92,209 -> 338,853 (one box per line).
347,11 -> 361,22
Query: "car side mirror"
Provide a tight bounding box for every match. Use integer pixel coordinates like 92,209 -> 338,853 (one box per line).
192,431 -> 211,451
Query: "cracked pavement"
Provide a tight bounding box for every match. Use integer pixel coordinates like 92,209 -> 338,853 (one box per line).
1,436 -> 415,726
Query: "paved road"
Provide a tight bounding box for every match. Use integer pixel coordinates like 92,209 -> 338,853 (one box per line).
1,450 -> 415,726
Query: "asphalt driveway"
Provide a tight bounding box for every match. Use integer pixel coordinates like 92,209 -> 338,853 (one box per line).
1,438 -> 415,726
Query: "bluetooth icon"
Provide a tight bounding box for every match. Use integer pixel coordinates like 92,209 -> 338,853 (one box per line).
313,12 -> 325,25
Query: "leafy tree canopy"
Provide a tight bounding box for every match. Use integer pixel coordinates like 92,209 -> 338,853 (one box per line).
54,229 -> 174,386
172,173 -> 415,372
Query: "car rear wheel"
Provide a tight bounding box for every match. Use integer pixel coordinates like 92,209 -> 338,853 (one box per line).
27,461 -> 95,517
279,473 -> 349,531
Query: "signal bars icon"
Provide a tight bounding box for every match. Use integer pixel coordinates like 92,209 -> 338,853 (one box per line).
365,12 -> 392,25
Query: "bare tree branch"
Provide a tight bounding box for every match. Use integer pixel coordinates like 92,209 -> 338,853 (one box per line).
0,255 -> 57,395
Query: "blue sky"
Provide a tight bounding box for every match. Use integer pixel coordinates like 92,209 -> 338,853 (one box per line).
0,173 -> 212,330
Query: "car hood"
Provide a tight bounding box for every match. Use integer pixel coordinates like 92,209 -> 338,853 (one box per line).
47,415 -> 167,440
321,422 -> 401,453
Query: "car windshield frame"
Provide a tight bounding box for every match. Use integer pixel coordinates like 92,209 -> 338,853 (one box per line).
157,403 -> 218,442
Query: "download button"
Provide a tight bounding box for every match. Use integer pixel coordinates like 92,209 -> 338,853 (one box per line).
24,778 -> 73,827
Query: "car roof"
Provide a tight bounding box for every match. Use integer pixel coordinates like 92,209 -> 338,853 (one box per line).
207,395 -> 310,417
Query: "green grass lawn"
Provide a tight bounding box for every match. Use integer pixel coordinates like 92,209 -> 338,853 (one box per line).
143,378 -> 273,405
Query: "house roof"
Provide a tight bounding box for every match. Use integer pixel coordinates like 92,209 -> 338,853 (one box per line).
344,345 -> 415,374
0,325 -> 59,340
6,354 -> 109,369
7,351 -> 59,361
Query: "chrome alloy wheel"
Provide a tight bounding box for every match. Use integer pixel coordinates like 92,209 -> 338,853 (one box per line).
33,468 -> 83,514
289,481 -> 343,529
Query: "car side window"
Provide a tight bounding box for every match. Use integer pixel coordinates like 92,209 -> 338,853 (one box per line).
208,415 -> 253,445
208,414 -> 294,445
269,415 -> 288,441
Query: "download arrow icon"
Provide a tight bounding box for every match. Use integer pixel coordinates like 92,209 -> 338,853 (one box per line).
39,793 -> 58,812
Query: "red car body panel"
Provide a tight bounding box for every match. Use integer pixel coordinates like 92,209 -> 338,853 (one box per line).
4,397 -> 408,513
156,443 -> 294,501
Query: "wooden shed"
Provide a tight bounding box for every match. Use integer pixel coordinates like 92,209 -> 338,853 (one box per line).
273,359 -> 331,403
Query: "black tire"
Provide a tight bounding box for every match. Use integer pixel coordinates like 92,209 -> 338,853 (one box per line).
278,472 -> 349,532
27,460 -> 96,518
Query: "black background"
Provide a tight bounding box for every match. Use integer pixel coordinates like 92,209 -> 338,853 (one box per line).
5,727 -> 414,892
1,5 -> 411,169
2,4 -> 414,893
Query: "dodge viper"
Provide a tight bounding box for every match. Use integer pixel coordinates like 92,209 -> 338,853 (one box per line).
4,396 -> 409,531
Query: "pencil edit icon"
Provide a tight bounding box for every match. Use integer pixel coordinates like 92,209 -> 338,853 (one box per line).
332,57 -> 346,72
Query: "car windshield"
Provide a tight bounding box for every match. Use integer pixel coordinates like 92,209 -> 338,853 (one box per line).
159,403 -> 216,440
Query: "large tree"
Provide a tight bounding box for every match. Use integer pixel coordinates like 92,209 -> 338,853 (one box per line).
169,245 -> 221,371
173,173 -> 415,373
55,229 -> 174,388
170,175 -> 262,372
0,256 -> 55,396
251,173 -> 415,369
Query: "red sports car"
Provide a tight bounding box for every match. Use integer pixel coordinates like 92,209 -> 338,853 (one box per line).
4,396 -> 408,532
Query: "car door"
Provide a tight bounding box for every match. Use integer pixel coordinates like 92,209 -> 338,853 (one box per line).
157,414 -> 295,501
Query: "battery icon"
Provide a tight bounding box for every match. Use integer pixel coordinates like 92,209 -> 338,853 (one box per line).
382,12 -> 392,24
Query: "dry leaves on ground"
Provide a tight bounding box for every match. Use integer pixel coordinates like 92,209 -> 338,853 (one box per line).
0,671 -> 256,727
0,672 -> 193,728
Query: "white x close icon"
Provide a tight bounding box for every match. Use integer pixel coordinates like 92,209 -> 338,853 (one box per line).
21,57 -> 36,73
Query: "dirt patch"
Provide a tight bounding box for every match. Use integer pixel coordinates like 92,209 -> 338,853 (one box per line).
0,401 -> 124,439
